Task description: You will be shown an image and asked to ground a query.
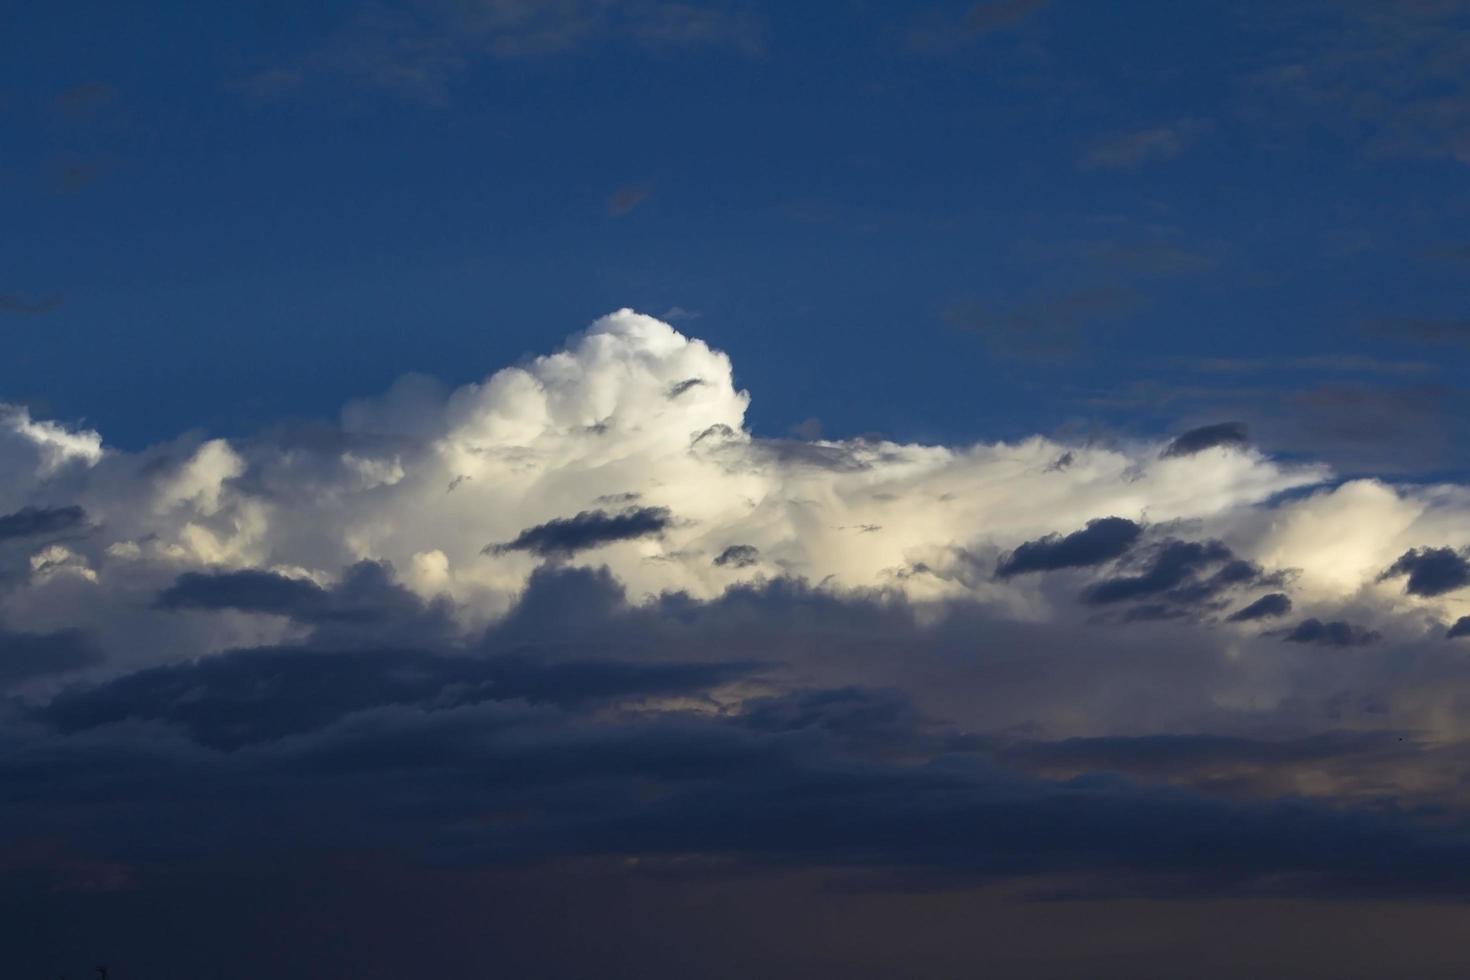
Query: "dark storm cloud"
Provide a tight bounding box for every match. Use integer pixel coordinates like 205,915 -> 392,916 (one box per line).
0,628 -> 103,688
0,292 -> 63,316
1280,619 -> 1380,648
713,544 -> 760,568
1380,548 -> 1470,597
1080,539 -> 1235,605
1450,617 -> 1470,639
1228,593 -> 1293,622
995,517 -> 1141,578
1162,421 -> 1250,458
487,506 -> 674,558
0,505 -> 86,541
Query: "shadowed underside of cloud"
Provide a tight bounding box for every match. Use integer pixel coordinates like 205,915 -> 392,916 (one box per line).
713,544 -> 760,568
1450,617 -> 1470,639
1380,547 -> 1470,598
487,506 -> 674,558
39,645 -> 762,751
1162,421 -> 1250,457
1280,618 -> 1380,648
1228,592 -> 1293,622
1080,538 -> 1245,606
9,622 -> 1470,901
155,568 -> 330,616
995,517 -> 1141,577
0,504 -> 86,541
0,628 -> 103,688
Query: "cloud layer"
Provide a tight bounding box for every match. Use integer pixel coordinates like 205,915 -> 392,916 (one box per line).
6,310 -> 1470,904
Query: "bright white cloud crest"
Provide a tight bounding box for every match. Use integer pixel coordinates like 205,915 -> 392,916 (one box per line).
3,310 -> 1469,671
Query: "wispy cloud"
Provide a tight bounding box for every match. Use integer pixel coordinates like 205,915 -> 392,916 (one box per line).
1079,119 -> 1208,170
244,1 -> 765,104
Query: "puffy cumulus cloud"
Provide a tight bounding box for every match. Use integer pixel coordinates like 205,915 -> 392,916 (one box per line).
4,308 -> 1470,665
0,309 -> 1337,644
12,310 -> 1470,904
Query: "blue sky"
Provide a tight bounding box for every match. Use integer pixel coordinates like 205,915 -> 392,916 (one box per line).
5,0 -> 1467,466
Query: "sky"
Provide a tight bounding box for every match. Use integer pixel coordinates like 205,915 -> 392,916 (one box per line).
4,1 -> 1470,977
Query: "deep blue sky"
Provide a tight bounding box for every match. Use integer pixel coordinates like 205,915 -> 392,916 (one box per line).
3,0 -> 1468,467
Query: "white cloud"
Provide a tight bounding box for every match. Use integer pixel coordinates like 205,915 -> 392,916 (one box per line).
3,309 -> 1470,670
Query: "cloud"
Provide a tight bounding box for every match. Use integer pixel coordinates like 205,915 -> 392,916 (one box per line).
0,505 -> 86,542
1177,355 -> 1433,377
1245,2 -> 1470,164
487,506 -> 675,558
1227,592 -> 1293,622
1366,318 -> 1470,346
713,544 -> 760,568
906,0 -> 1050,51
51,82 -> 118,120
1450,617 -> 1470,639
11,309 -> 1470,908
1081,539 -> 1252,607
0,293 -> 63,316
995,517 -> 1141,577
10,605 -> 1470,903
1162,421 -> 1249,458
41,643 -> 759,751
1280,619 -> 1380,648
247,2 -> 764,103
608,183 -> 653,216
944,286 -> 1137,356
0,628 -> 103,688
1080,120 -> 1206,170
964,0 -> 1050,34
154,568 -> 333,617
1380,547 -> 1470,597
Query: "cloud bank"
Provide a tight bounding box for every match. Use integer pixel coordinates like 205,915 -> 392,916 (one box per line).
6,310 -> 1470,903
